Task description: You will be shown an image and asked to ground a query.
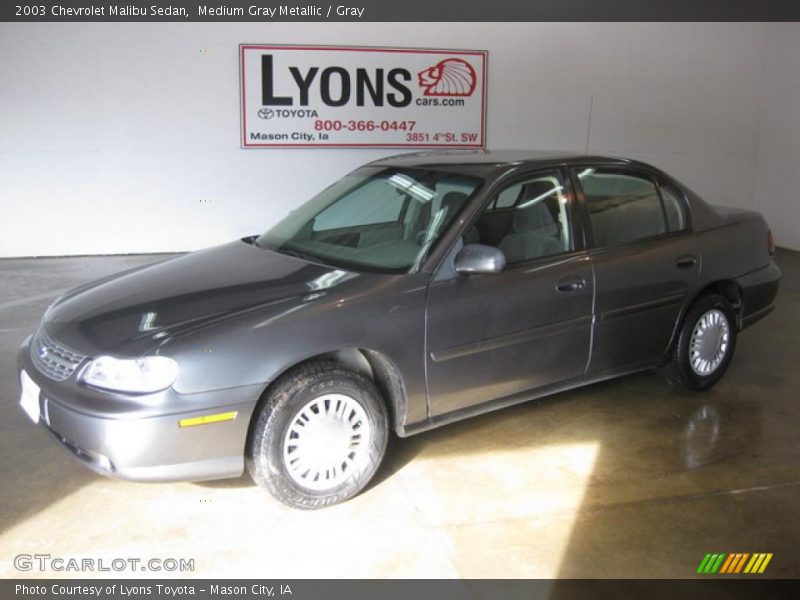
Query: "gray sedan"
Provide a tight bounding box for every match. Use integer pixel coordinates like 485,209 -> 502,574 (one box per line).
17,150 -> 781,509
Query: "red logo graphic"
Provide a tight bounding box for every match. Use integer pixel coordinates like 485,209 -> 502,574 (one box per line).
417,58 -> 477,97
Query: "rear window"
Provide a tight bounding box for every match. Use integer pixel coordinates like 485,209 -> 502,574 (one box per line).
576,169 -> 667,246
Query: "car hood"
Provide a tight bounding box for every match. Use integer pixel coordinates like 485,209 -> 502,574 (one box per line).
44,239 -> 361,355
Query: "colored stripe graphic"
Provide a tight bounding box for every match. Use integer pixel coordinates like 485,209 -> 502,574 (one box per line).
711,553 -> 726,573
697,554 -> 712,573
758,554 -> 773,573
719,554 -> 735,573
721,553 -> 736,573
744,554 -> 761,573
721,553 -> 750,574
700,552 -> 773,575
735,554 -> 750,573
698,553 -> 727,574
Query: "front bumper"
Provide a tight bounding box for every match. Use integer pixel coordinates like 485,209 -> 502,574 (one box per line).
17,337 -> 262,482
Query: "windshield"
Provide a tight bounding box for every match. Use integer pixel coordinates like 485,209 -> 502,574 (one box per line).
256,167 -> 483,273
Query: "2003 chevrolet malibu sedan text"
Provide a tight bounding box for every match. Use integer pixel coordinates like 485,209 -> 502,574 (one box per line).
18,150 -> 781,508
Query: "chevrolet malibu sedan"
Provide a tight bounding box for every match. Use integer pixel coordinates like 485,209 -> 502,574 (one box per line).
18,150 -> 780,509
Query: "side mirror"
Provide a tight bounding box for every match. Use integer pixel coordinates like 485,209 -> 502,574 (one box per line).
454,244 -> 506,275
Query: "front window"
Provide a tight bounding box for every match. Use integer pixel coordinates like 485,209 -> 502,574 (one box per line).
470,170 -> 573,265
256,167 -> 482,273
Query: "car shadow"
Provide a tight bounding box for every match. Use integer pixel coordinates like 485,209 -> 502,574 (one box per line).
193,474 -> 256,489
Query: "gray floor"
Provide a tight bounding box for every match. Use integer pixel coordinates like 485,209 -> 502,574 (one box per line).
0,249 -> 798,578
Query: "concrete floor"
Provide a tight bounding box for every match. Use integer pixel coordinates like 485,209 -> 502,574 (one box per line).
1,249 -> 799,579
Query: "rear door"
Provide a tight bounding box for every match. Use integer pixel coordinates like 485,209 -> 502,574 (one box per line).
572,166 -> 700,373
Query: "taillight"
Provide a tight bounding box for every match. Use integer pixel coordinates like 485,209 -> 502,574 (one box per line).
768,229 -> 776,256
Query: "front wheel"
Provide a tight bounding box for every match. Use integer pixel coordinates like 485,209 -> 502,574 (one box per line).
664,293 -> 737,390
246,362 -> 388,509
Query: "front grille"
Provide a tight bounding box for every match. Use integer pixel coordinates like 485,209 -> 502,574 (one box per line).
30,329 -> 87,381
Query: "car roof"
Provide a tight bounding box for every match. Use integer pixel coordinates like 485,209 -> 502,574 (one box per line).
367,149 -> 640,177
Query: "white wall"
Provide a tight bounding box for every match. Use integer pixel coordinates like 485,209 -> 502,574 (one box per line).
753,24 -> 800,252
0,22 -> 796,256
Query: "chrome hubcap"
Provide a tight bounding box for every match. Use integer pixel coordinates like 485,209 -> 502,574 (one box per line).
689,309 -> 730,376
282,393 -> 371,492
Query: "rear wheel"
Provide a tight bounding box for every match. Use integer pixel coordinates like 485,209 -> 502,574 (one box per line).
246,362 -> 388,509
664,293 -> 737,390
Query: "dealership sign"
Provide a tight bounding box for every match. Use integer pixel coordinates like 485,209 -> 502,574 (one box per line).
240,45 -> 487,148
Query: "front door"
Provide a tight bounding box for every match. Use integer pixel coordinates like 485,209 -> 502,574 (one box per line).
425,168 -> 595,417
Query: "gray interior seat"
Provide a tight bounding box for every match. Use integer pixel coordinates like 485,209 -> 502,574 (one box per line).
414,191 -> 470,245
499,201 -> 562,263
406,200 -> 431,242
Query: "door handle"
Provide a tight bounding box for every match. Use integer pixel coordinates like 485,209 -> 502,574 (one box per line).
556,277 -> 586,293
675,255 -> 698,269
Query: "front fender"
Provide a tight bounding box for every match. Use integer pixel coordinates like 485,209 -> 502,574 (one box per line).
160,274 -> 431,429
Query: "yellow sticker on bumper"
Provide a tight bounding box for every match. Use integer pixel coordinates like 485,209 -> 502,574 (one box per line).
179,411 -> 238,428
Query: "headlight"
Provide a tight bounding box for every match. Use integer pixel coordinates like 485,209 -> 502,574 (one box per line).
82,356 -> 179,394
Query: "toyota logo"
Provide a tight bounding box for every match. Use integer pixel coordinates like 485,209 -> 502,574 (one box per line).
257,108 -> 274,120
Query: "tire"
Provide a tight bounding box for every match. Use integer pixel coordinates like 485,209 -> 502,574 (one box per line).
664,293 -> 737,390
246,361 -> 388,509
